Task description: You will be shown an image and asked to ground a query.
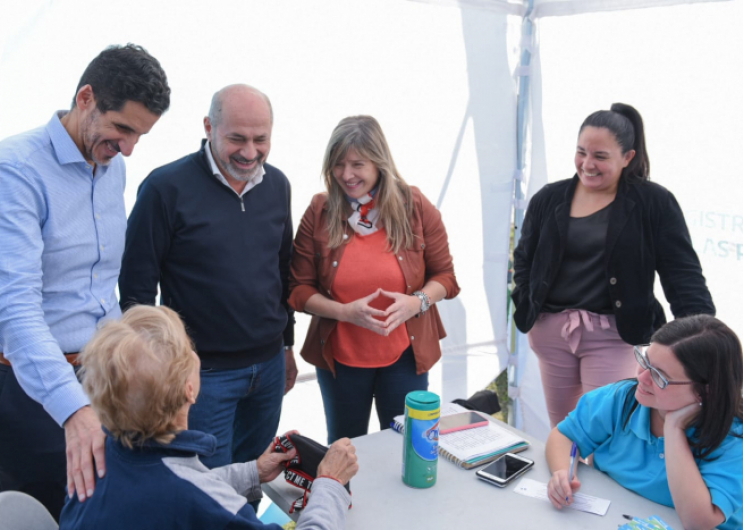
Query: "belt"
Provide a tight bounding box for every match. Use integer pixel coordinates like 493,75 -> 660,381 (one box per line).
560,310 -> 611,354
0,352 -> 80,366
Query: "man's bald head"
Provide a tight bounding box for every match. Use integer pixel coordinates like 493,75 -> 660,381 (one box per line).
207,84 -> 273,128
203,84 -> 273,188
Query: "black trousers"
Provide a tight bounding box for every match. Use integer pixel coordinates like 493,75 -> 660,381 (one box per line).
0,364 -> 67,521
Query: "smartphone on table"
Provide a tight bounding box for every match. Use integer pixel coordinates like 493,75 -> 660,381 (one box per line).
475,453 -> 534,487
439,411 -> 489,434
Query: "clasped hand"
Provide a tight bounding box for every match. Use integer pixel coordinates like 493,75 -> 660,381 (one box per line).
342,289 -> 421,336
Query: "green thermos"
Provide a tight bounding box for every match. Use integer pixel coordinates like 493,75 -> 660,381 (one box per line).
402,390 -> 440,488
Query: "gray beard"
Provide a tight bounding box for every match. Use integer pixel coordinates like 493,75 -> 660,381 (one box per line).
228,165 -> 262,182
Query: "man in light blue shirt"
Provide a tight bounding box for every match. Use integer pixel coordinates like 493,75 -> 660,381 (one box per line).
0,44 -> 170,519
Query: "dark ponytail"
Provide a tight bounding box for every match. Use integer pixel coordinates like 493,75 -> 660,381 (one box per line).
580,103 -> 650,182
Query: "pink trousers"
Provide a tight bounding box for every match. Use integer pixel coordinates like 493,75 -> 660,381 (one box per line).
528,310 -> 636,428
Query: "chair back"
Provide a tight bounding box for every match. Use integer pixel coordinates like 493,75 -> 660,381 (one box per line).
0,491 -> 59,530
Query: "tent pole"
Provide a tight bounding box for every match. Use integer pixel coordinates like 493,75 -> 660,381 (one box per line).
508,1 -> 535,428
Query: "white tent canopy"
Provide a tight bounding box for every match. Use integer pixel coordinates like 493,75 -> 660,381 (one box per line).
1,0 -> 740,442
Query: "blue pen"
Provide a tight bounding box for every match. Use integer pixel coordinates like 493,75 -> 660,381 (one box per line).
566,441 -> 578,503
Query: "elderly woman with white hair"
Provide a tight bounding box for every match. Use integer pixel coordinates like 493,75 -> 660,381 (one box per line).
60,305 -> 358,530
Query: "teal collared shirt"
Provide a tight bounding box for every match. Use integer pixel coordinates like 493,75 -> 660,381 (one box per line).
558,381 -> 743,530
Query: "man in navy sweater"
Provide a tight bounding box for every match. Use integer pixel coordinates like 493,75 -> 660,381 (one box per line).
119,84 -> 297,470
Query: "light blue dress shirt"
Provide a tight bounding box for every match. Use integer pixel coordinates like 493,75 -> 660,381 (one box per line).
0,112 -> 126,426
558,381 -> 743,530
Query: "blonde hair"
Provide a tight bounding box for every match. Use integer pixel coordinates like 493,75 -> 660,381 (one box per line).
79,305 -> 197,448
322,116 -> 414,253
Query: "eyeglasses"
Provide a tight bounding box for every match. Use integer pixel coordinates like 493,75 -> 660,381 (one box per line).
634,346 -> 694,390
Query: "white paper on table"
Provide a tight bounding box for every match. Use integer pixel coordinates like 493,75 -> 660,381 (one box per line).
513,478 -> 611,516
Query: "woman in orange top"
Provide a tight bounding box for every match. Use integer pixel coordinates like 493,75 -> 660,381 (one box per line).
289,116 -> 460,443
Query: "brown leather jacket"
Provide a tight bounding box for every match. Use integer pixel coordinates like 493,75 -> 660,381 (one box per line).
289,187 -> 460,375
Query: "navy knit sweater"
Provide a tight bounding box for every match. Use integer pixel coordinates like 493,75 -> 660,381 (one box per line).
119,142 -> 294,369
60,430 -> 351,530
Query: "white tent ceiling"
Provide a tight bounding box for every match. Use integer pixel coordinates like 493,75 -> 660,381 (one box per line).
413,0 -> 725,16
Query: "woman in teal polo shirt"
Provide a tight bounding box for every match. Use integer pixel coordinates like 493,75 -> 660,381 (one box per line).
546,315 -> 743,530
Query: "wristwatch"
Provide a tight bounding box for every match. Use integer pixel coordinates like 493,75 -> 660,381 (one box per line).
412,291 -> 431,315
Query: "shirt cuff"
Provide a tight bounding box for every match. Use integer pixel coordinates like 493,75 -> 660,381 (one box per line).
312,477 -> 351,503
288,285 -> 321,313
427,273 -> 460,300
46,379 -> 91,427
708,486 -> 733,523
245,461 -> 263,502
557,418 -> 592,460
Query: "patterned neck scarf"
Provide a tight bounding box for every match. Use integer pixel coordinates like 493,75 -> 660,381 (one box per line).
347,187 -> 380,236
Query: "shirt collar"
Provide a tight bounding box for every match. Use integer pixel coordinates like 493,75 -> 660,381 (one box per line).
47,111 -> 90,166
627,402 -> 655,443
627,401 -> 704,444
106,427 -> 217,457
205,140 -> 265,195
160,430 -> 218,456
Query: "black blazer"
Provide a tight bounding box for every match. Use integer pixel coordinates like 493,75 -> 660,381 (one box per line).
512,175 -> 715,346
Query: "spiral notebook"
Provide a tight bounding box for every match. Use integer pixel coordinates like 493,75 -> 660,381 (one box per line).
392,403 -> 529,469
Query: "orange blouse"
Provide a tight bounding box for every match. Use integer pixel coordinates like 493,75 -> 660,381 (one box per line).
289,187 -> 461,376
330,229 -> 411,367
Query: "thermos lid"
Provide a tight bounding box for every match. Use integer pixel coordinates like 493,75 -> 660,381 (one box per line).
405,390 -> 440,411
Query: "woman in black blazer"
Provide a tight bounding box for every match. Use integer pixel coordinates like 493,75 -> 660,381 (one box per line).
512,103 -> 714,427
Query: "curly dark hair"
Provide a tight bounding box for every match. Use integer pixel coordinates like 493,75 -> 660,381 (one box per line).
72,43 -> 170,116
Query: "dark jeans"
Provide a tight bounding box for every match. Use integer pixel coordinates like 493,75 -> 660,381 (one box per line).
0,364 -> 66,521
188,348 -> 286,469
316,346 -> 428,444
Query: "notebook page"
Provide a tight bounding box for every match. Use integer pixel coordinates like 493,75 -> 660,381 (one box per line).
439,422 -> 524,461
